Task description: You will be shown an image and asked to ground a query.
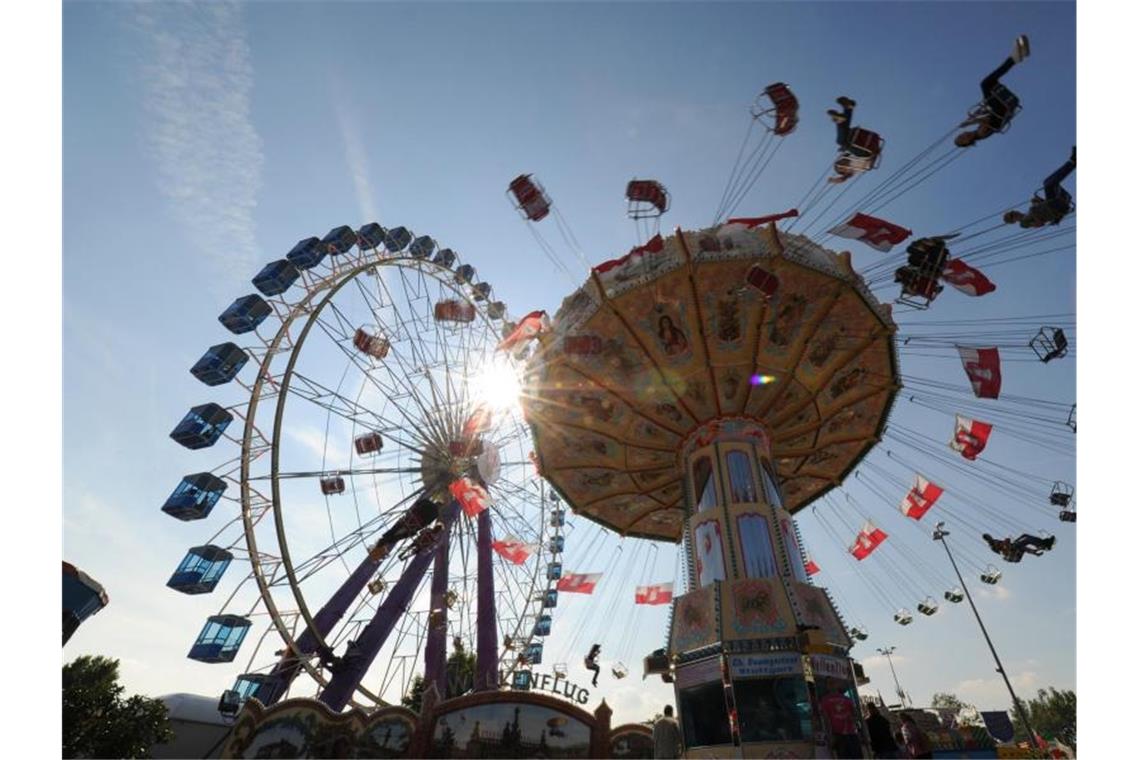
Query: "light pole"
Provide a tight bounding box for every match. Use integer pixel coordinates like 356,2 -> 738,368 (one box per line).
932,522 -> 1035,740
875,646 -> 908,707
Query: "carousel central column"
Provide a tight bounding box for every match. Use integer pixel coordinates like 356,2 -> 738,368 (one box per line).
668,418 -> 857,759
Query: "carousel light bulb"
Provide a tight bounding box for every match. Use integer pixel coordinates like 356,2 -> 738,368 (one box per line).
473,359 -> 523,411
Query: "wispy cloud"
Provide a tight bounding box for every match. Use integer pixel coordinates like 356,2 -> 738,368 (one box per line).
130,2 -> 263,279
332,90 -> 379,222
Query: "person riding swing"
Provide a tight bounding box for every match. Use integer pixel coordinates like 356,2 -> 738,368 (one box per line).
1004,147 -> 1076,228
585,643 -> 601,687
983,532 -> 1056,563
956,35 -> 1030,147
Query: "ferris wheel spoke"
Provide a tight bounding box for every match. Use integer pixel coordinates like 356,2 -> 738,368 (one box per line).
310,307 -> 441,454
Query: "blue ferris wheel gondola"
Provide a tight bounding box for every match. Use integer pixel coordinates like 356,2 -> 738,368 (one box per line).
433,248 -> 456,269
549,536 -> 564,554
190,342 -> 249,387
524,642 -> 544,665
162,472 -> 227,521
409,235 -> 435,259
167,545 -> 234,595
170,404 -> 233,450
286,237 -> 326,270
356,222 -> 386,251
188,614 -> 252,663
384,226 -> 412,252
252,259 -> 300,297
533,614 -> 552,637
321,225 -> 358,254
455,264 -> 476,285
219,295 -> 271,335
546,562 -> 562,581
229,673 -> 286,708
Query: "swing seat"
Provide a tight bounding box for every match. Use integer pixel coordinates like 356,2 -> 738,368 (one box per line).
980,566 -> 1003,584
1030,327 -> 1069,363
848,626 -> 869,641
612,662 -> 629,679
553,663 -> 568,677
944,588 -> 965,603
968,84 -> 1022,133
894,610 -> 914,626
1059,509 -> 1076,522
917,599 -> 939,616
842,127 -> 884,171
751,82 -> 800,136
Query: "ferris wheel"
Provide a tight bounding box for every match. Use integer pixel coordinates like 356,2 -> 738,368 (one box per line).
163,224 -> 560,713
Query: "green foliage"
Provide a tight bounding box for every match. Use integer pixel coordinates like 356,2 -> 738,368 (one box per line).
931,692 -> 967,709
401,639 -> 478,713
1011,687 -> 1076,748
63,655 -> 174,759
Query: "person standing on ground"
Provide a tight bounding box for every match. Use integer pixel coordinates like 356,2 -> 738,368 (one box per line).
819,682 -> 864,758
900,713 -> 933,759
865,703 -> 898,759
652,705 -> 682,759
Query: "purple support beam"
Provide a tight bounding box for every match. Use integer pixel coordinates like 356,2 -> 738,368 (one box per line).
264,543 -> 384,704
475,509 -> 498,691
318,502 -> 460,712
422,525 -> 451,699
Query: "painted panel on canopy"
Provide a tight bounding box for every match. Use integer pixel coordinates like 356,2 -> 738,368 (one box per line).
570,307 -> 656,394
625,446 -> 675,471
815,388 -> 895,447
670,584 -> 721,655
771,398 -> 822,438
722,576 -> 797,642
630,466 -> 676,492
797,288 -> 885,385
526,362 -> 632,434
749,375 -> 814,423
771,428 -> 821,463
628,506 -> 686,540
694,258 -> 769,362
756,273 -> 839,362
778,475 -> 832,508
537,428 -> 623,469
709,366 -> 752,415
793,440 -> 868,481
648,479 -> 684,510
789,583 -> 852,649
608,263 -> 708,375
814,339 -> 895,420
561,467 -> 639,501
658,366 -> 719,423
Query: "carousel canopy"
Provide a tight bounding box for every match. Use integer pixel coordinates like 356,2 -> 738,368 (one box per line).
523,221 -> 899,541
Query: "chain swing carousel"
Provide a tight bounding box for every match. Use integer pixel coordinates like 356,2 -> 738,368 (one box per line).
522,220 -> 900,758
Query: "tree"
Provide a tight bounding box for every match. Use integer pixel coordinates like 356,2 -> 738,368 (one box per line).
1011,687 -> 1076,749
63,655 -> 174,759
401,640 -> 477,713
931,692 -> 967,709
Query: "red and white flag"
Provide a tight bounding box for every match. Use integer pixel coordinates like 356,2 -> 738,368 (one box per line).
942,257 -> 996,296
449,477 -> 492,517
827,213 -> 912,252
949,414 -> 994,461
849,521 -> 888,560
556,572 -> 602,594
899,474 -> 944,520
491,536 -> 538,565
957,346 -> 1002,399
720,209 -> 799,240
634,582 -> 674,605
593,235 -> 669,289
805,557 -> 821,576
496,310 -> 548,354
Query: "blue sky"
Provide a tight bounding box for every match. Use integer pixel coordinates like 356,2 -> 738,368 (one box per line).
62,1 -> 1076,725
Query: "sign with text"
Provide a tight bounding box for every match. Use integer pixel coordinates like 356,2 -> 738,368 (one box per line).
809,655 -> 851,681
728,653 -> 802,679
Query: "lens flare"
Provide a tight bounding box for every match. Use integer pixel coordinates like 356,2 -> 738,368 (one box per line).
750,373 -> 776,386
